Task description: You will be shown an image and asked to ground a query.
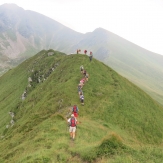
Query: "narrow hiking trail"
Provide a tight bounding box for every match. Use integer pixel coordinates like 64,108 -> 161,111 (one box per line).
67,62 -> 90,144
59,53 -> 93,147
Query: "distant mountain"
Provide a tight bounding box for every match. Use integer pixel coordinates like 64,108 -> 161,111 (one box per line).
70,28 -> 163,105
0,4 -> 163,105
0,50 -> 163,162
0,3 -> 82,73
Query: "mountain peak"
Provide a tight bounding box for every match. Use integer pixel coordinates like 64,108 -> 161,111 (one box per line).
1,3 -> 20,8
93,27 -> 110,33
0,3 -> 24,12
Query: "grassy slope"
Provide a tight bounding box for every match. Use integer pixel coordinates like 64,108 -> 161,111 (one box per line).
103,35 -> 163,106
0,50 -> 163,163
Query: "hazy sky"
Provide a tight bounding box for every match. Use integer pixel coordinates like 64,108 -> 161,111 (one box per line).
0,0 -> 163,55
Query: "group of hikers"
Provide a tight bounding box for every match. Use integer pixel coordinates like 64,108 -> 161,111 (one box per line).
67,65 -> 90,141
77,49 -> 93,62
78,65 -> 89,105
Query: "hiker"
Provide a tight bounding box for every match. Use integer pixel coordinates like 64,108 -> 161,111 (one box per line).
78,83 -> 82,89
72,105 -> 79,118
85,73 -> 89,81
80,93 -> 84,105
80,78 -> 85,86
78,83 -> 83,89
84,50 -> 87,55
78,84 -> 83,95
89,51 -> 93,61
67,114 -> 77,140
77,49 -> 79,54
83,70 -> 86,76
80,65 -> 84,73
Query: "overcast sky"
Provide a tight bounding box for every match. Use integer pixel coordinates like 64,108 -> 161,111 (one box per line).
0,0 -> 163,55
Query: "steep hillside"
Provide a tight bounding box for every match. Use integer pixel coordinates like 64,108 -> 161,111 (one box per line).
0,50 -> 163,163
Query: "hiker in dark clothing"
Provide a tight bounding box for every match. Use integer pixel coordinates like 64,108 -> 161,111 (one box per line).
89,51 -> 93,61
78,83 -> 83,95
84,50 -> 87,55
79,93 -> 84,105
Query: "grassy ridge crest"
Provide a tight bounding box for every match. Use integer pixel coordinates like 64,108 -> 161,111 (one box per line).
0,50 -> 163,162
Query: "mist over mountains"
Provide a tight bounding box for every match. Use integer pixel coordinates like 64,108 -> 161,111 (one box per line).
0,3 -> 163,105
0,3 -> 82,74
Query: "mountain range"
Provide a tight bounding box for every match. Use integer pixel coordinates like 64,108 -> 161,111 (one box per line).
0,3 -> 163,105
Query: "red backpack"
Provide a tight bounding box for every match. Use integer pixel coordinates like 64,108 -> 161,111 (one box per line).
73,105 -> 78,113
70,117 -> 76,127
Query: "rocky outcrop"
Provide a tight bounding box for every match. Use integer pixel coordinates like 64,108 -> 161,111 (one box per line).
5,111 -> 15,128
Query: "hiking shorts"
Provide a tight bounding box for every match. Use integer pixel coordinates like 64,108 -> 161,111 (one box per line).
69,126 -> 76,133
78,89 -> 82,93
80,99 -> 84,103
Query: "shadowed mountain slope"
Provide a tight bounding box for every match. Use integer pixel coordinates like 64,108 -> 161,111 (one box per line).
0,50 -> 163,162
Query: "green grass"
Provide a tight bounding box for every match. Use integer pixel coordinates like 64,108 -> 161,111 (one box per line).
0,50 -> 163,162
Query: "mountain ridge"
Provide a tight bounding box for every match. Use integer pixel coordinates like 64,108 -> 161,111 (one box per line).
0,3 -> 163,106
0,50 -> 163,162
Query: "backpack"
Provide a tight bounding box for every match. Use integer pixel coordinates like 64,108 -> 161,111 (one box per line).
73,105 -> 78,113
70,117 -> 76,127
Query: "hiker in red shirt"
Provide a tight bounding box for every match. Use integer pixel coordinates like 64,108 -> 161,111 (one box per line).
72,105 -> 79,118
80,78 -> 85,86
67,114 -> 77,140
84,50 -> 87,55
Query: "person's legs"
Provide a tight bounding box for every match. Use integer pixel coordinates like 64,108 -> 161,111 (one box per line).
82,99 -> 84,105
69,127 -> 73,138
72,132 -> 75,139
70,132 -> 73,138
72,127 -> 76,140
